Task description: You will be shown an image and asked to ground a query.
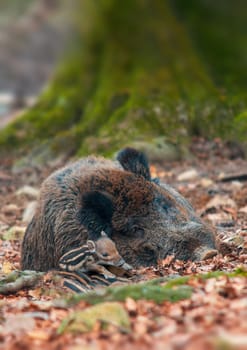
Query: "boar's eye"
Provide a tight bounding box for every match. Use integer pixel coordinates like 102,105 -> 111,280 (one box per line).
141,244 -> 157,261
132,226 -> 145,237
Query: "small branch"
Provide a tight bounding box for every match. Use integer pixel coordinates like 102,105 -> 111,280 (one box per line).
219,173 -> 247,182
0,270 -> 44,295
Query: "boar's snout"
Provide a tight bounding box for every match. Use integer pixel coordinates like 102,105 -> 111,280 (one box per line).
156,221 -> 217,263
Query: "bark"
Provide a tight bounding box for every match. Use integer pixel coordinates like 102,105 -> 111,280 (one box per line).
0,0 -> 246,157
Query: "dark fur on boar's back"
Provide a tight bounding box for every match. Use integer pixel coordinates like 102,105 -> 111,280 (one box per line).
21,148 -> 217,271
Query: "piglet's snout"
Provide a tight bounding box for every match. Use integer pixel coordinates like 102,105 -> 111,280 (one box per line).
116,258 -> 132,270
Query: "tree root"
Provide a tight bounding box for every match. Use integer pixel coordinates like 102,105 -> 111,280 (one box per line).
0,270 -> 44,295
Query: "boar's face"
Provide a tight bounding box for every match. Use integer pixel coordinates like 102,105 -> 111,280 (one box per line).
109,184 -> 217,267
80,148 -> 217,268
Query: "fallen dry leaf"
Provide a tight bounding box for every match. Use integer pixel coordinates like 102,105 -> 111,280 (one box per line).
1,260 -> 15,274
0,138 -> 247,350
27,330 -> 51,341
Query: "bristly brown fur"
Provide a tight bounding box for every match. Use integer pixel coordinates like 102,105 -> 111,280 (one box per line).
21,148 -> 217,271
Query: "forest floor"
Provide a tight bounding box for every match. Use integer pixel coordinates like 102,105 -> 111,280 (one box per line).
0,138 -> 246,350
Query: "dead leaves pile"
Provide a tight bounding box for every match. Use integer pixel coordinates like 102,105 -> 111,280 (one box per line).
0,143 -> 247,350
0,272 -> 246,350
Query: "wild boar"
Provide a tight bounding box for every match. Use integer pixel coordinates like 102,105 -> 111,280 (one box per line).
21,147 -> 217,271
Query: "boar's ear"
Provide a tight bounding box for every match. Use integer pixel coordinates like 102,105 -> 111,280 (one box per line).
80,191 -> 114,240
116,147 -> 151,180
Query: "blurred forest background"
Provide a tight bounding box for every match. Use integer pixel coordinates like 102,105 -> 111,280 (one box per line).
0,0 -> 246,162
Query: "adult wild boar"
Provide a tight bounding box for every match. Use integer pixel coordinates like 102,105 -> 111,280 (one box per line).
21,148 -> 217,271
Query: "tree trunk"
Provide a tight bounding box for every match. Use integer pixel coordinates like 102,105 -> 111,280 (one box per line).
0,0 -> 246,158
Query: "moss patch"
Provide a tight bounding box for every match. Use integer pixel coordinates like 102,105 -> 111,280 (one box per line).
61,268 -> 247,307
0,1 -> 246,157
58,302 -> 131,334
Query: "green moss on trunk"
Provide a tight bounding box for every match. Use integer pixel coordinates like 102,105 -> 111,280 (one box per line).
0,0 -> 246,157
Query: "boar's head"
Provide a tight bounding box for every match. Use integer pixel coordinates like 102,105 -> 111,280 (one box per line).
80,148 -> 217,268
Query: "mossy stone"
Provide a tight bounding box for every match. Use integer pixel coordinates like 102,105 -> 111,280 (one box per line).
58,301 -> 130,334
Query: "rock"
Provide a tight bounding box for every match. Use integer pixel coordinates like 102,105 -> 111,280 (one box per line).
59,302 -> 130,333
16,185 -> 39,199
129,137 -> 181,162
206,195 -> 237,210
22,201 -> 37,223
200,178 -> 214,188
177,169 -> 199,182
